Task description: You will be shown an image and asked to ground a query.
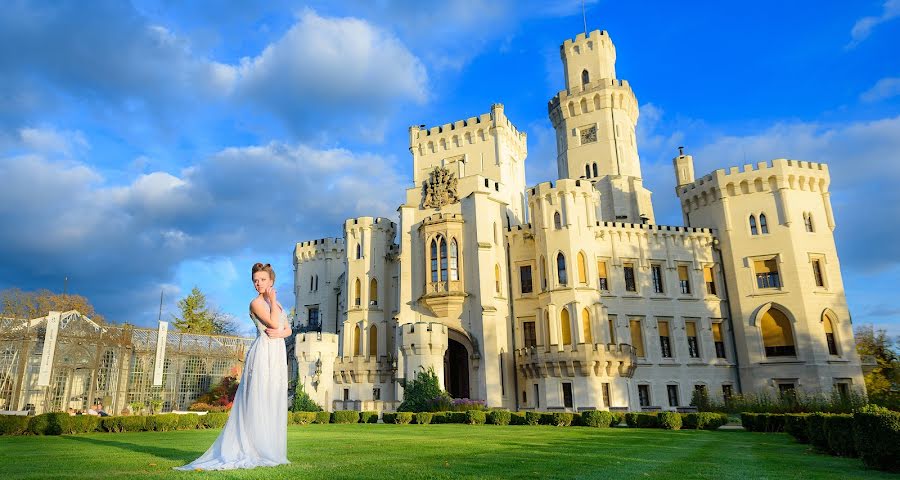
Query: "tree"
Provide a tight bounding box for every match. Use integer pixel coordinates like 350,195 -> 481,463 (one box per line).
398,367 -> 446,412
0,288 -> 106,323
290,382 -> 323,412
172,286 -> 236,335
856,324 -> 900,410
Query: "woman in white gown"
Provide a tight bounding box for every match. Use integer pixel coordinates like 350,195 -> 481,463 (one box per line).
175,262 -> 292,471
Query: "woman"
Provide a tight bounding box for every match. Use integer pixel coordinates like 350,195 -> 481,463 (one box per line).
175,262 -> 292,471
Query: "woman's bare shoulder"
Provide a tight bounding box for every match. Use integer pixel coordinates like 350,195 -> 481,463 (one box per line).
249,297 -> 266,311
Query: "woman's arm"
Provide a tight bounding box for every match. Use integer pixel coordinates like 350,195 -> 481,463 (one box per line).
250,297 -> 281,329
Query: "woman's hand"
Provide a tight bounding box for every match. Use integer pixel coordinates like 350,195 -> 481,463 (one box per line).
265,324 -> 292,338
264,286 -> 277,304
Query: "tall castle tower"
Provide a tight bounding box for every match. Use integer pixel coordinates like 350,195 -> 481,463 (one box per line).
548,30 -> 654,224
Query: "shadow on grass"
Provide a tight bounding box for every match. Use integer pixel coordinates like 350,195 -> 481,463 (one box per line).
62,435 -> 196,462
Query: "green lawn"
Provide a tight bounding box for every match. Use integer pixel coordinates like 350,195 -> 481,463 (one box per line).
0,425 -> 890,479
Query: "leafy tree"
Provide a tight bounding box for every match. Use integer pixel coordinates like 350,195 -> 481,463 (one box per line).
398,367 -> 446,412
290,382 -> 323,412
0,288 -> 106,323
172,286 -> 236,335
856,324 -> 900,409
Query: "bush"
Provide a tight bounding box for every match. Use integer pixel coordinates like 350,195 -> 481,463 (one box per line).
658,412 -> 682,430
696,412 -> 727,430
381,413 -> 396,424
823,414 -> 856,457
784,414 -> 809,443
0,415 -> 30,436
466,410 -> 487,425
146,413 -> 179,432
853,404 -> 900,472
290,412 -> 316,425
611,412 -> 625,427
187,402 -> 229,413
29,413 -> 68,435
682,413 -> 699,429
741,413 -> 757,431
626,413 -> 658,428
176,413 -> 201,430
99,416 -> 124,433
581,410 -> 614,428
201,413 -> 228,429
624,413 -> 639,428
359,411 -> 378,424
399,367 -> 444,412
509,412 -> 527,425
290,382 -> 323,412
449,398 -> 487,412
486,409 -> 511,426
332,410 -> 360,424
525,411 -> 543,426
806,413 -> 830,452
314,411 -> 331,424
415,412 -> 433,425
395,412 -> 414,425
550,412 -> 573,427
761,413 -> 786,432
430,412 -> 447,424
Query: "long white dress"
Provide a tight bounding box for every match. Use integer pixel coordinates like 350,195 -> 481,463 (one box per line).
174,301 -> 289,471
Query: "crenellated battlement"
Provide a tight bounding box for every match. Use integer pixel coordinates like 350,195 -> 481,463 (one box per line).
344,216 -> 397,234
595,221 -> 714,237
527,178 -> 596,198
294,237 -> 345,263
408,104 -> 527,157
561,29 -> 614,54
677,158 -> 832,202
421,212 -> 465,227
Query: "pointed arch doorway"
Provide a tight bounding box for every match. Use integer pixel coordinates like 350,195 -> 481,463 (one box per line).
443,333 -> 471,399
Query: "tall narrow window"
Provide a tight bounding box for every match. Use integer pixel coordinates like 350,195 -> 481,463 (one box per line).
623,263 -> 636,292
540,256 -> 547,291
678,265 -> 691,294
353,325 -> 361,356
523,321 -> 537,348
755,259 -> 781,289
582,308 -> 593,344
557,253 -> 568,286
761,308 -> 795,357
310,276 -> 314,291
824,316 -> 838,356
749,215 -> 758,235
554,211 -> 562,229
608,315 -> 617,344
544,311 -> 551,347
760,213 -> 769,234
638,384 -> 650,407
651,264 -> 664,294
597,260 -> 609,291
602,383 -> 611,407
354,278 -> 361,306
805,212 -> 815,232
704,266 -> 716,295
369,324 -> 378,357
369,278 -> 378,306
314,275 -> 318,291
495,264 -> 502,294
712,322 -> 726,358
308,306 -> 320,330
439,238 -> 448,282
585,164 -> 591,178
560,308 -> 572,345
519,265 -> 533,294
686,321 -> 700,358
577,252 -> 588,284
430,239 -> 438,282
581,69 -> 590,85
592,162 -> 598,177
630,319 -> 645,357
658,320 -> 672,358
356,243 -> 362,259
562,382 -> 574,408
667,385 -> 680,407
812,259 -> 824,287
722,384 -> 733,401
449,239 -> 459,281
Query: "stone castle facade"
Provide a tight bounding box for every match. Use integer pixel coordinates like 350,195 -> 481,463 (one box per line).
288,29 -> 865,412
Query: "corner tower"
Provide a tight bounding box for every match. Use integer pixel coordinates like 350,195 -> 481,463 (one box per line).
549,30 -> 654,224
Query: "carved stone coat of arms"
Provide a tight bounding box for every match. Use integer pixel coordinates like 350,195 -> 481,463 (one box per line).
422,166 -> 459,208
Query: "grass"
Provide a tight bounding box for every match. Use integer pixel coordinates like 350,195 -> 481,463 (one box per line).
0,424 -> 891,479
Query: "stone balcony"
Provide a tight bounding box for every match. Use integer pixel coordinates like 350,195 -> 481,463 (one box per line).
333,355 -> 395,384
419,280 -> 467,317
515,343 -> 636,379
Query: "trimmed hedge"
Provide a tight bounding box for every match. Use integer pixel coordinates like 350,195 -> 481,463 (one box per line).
396,412 -> 414,424
806,413 -> 830,451
486,409 -> 511,426
332,410 -> 360,424
853,405 -> 900,472
465,410 -> 486,425
741,413 -> 785,433
146,413 -> 179,432
359,411 -> 379,424
0,415 -> 30,435
823,414 -> 855,457
784,414 -> 809,443
290,412 -> 316,425
314,411 -> 331,424
525,411 -> 542,426
414,412 -> 433,425
625,412 -> 659,428
202,413 -> 228,429
381,413 -> 396,424
550,412 -> 573,427
510,412 -> 527,425
658,411 -> 682,430
176,413 -> 201,430
581,410 -> 613,428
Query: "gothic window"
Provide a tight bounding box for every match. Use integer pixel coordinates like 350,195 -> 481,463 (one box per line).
356,243 -> 362,259
824,314 -> 839,356
309,276 -> 314,291
704,267 -> 716,295
585,164 -> 591,178
315,275 -> 318,291
449,239 -> 459,281
582,308 -> 592,344
608,315 -> 617,344
713,322 -> 726,358
577,252 -> 588,284
519,265 -> 533,294
369,278 -> 378,306
597,260 -> 609,291
592,162 -> 598,177
658,320 -> 672,358
749,215 -> 758,235
686,321 -> 700,358
440,238 -> 448,282
353,325 -> 361,356
623,263 -> 636,292
494,264 -> 501,294
430,239 -> 439,282
354,278 -> 361,306
540,256 -> 547,291
761,307 -> 795,357
369,324 -> 378,357
554,211 -> 562,229
581,69 -> 590,85
812,259 -> 825,287
557,253 -> 568,286
651,264 -> 664,294
630,319 -> 645,357
678,265 -> 691,295
759,213 -> 769,234
560,308 -> 572,345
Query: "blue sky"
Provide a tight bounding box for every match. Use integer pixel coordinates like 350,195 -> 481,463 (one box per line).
1,1 -> 898,338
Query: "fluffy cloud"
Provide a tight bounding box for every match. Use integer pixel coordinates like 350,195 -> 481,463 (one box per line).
847,0 -> 900,48
861,77 -> 900,102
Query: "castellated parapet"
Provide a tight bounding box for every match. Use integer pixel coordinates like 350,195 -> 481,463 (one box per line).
408,103 -> 527,160
560,30 -> 617,88
294,237 -> 345,264
399,322 -> 448,386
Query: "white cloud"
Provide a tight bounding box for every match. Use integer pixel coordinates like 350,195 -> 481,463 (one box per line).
861,76 -> 900,102
18,127 -> 89,156
847,0 -> 900,48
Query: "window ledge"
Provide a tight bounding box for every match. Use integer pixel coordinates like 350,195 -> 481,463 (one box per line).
812,290 -> 835,296
749,290 -> 790,297
759,359 -> 804,365
827,358 -> 850,364
649,295 -> 669,301
622,294 -> 643,299
677,297 -> 700,302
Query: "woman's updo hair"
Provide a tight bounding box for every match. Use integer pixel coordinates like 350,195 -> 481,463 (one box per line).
252,262 -> 275,282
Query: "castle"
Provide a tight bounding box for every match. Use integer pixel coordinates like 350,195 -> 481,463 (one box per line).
287,29 -> 865,412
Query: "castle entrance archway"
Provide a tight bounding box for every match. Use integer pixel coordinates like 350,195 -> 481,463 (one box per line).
444,338 -> 470,399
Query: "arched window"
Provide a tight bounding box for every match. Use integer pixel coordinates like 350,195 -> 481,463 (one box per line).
495,264 -> 501,294
823,315 -> 838,356
804,212 -> 815,232
430,238 -> 438,282
315,275 -> 318,290
356,243 -> 362,259
592,162 -> 598,177
540,256 -> 547,291
759,213 -> 769,234
369,324 -> 378,357
369,278 -> 378,306
585,164 -> 591,178
354,278 -> 361,306
761,308 -> 795,357
554,212 -> 562,230
544,311 -> 551,347
581,69 -> 590,85
309,276 -> 314,291
557,253 -> 568,286
353,325 -> 361,356
577,252 -> 588,284
449,239 -> 459,281
439,237 -> 448,282
582,308 -> 593,344
560,308 -> 572,345
749,215 -> 758,235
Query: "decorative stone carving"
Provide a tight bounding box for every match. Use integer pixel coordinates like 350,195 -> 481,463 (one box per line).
422,166 -> 459,208
580,125 -> 597,144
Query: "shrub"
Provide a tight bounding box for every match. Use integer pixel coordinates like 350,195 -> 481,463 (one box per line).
824,414 -> 856,457
626,413 -> 658,428
446,412 -> 468,424
395,412 -> 414,424
176,413 -> 201,430
314,411 -> 331,424
550,412 -> 573,427
0,415 -> 29,435
624,413 -> 639,428
99,416 -> 124,433
466,410 -> 487,425
611,412 -> 625,427
658,412 -> 682,430
853,404 -> 900,472
784,414 -> 809,443
359,411 -> 378,424
415,412 -> 433,425
146,413 -> 179,432
449,398 -> 487,412
761,413 -> 786,432
332,410 -> 360,424
399,367 -> 445,412
525,411 -> 542,426
806,413 -> 830,452
430,412 -> 448,424
29,413 -> 70,435
290,382 -> 323,412
291,412 -> 316,425
741,413 -> 757,431
487,409 -> 511,426
201,413 -> 228,429
381,413 -> 396,424
682,413 -> 699,429
509,412 -> 527,425
188,402 -> 228,413
697,412 -> 728,430
581,410 -> 614,428
571,413 -> 583,427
